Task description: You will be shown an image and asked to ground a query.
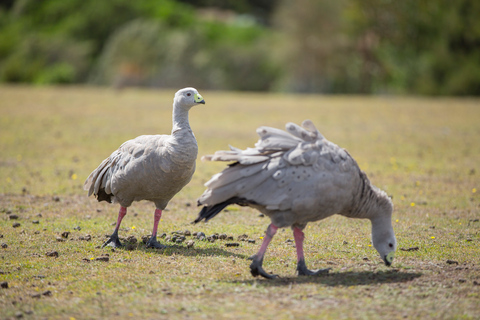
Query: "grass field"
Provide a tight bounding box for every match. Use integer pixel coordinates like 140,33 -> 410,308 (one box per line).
1,86 -> 479,319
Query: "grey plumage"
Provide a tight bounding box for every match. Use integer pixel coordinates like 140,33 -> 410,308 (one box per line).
196,120 -> 396,278
84,87 -> 205,249
84,134 -> 197,209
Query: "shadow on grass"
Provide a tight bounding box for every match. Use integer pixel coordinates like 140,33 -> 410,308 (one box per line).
229,270 -> 422,287
107,242 -> 249,259
158,246 -> 249,259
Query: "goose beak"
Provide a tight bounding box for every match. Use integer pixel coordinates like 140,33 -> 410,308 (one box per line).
384,251 -> 395,266
194,93 -> 205,104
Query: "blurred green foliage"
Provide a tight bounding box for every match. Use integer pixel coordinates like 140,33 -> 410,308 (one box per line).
275,0 -> 480,95
90,19 -> 280,90
0,0 -> 478,94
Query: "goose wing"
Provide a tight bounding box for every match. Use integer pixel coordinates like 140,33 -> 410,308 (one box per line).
198,120 -> 359,214
83,134 -> 172,200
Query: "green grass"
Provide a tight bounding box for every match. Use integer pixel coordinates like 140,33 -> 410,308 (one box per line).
1,86 -> 479,319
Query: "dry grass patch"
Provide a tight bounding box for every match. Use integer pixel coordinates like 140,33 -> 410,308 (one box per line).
1,86 -> 479,319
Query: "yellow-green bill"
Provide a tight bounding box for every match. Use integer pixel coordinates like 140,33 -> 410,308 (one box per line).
194,93 -> 204,103
386,251 -> 395,264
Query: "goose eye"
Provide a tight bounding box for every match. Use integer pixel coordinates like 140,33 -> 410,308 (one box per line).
187,93 -> 191,96
388,243 -> 393,248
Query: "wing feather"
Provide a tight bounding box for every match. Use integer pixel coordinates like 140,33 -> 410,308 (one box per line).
205,161 -> 266,189
198,120 -> 347,213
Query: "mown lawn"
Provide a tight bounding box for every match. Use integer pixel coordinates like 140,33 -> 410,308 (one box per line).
0,86 -> 479,319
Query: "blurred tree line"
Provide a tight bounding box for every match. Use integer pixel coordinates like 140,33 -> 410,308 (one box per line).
0,0 -> 478,95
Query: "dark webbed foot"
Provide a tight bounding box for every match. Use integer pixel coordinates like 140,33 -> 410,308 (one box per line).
102,234 -> 123,248
146,236 -> 167,249
250,256 -> 278,279
297,259 -> 331,276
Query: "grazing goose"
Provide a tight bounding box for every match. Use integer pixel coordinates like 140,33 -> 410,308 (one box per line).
195,120 -> 396,279
84,87 -> 205,249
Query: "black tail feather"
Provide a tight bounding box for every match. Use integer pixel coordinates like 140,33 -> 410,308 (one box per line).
95,188 -> 112,203
194,201 -> 232,223
194,197 -> 253,223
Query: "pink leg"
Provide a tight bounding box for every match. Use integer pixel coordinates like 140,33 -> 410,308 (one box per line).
250,224 -> 278,279
102,206 -> 127,248
151,209 -> 162,237
293,226 -> 330,276
114,206 -> 127,232
256,224 -> 278,258
293,227 -> 306,262
146,209 -> 166,249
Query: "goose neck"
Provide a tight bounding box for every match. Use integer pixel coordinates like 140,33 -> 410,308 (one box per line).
171,105 -> 191,135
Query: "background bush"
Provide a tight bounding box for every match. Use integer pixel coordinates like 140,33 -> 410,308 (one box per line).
0,0 -> 479,94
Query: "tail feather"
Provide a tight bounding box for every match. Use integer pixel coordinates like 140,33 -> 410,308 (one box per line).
96,188 -> 113,203
194,197 -> 254,223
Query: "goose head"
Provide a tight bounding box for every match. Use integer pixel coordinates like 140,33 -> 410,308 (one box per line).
174,87 -> 205,109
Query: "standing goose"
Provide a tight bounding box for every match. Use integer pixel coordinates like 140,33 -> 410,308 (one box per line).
84,87 -> 205,249
195,120 -> 396,279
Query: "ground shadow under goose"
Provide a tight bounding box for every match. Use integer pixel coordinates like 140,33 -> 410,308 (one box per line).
111,242 -> 249,259
229,270 -> 422,287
